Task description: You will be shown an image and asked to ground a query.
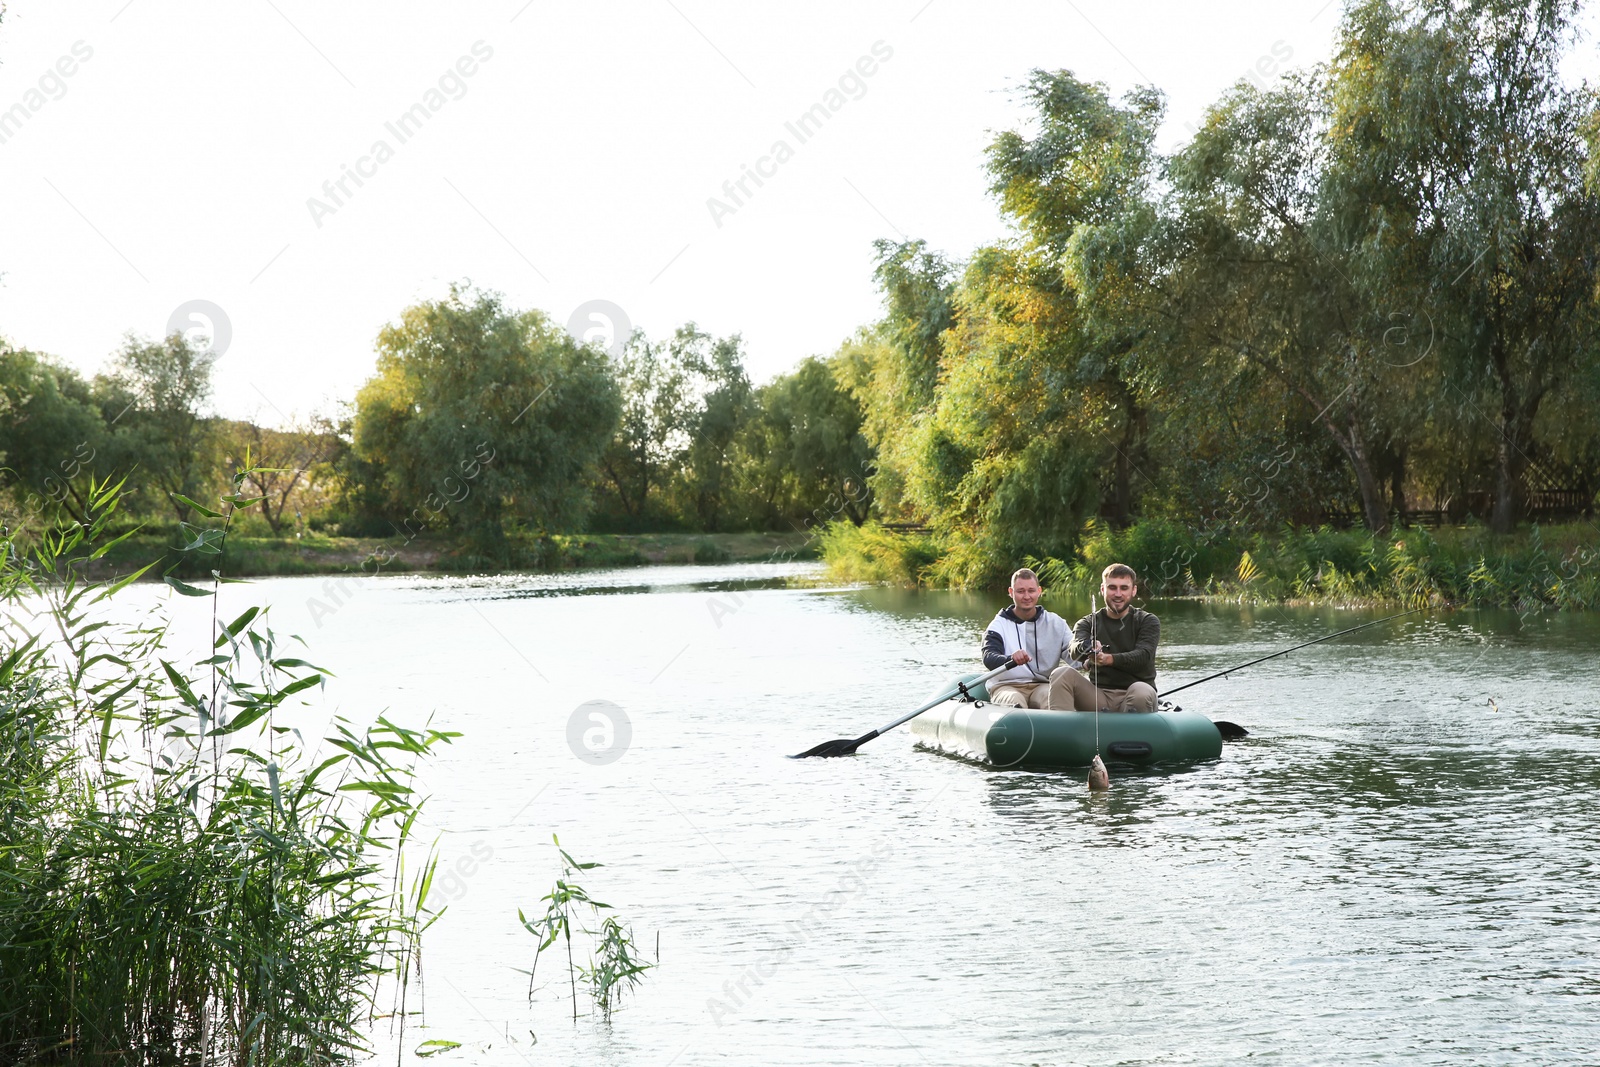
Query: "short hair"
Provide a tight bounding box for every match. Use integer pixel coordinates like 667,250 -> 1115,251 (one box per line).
1102,563 -> 1137,584
1010,567 -> 1039,586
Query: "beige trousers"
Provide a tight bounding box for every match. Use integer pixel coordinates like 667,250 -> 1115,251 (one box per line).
989,667 -> 1156,712
987,680 -> 1052,708
1050,665 -> 1157,712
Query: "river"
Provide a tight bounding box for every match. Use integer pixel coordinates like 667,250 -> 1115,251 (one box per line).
123,561 -> 1600,1066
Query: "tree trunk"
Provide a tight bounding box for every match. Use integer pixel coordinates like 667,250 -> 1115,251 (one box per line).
1389,445 -> 1407,525
1107,386 -> 1142,526
1349,435 -> 1390,533
1486,337 -> 1540,536
1297,383 -> 1389,532
1490,433 -> 1524,534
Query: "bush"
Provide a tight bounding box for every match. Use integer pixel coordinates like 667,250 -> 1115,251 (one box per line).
818,521 -> 942,586
829,512 -> 1600,611
1038,520 -> 1600,610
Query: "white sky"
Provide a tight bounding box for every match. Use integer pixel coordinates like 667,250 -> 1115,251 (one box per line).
0,1 -> 1593,426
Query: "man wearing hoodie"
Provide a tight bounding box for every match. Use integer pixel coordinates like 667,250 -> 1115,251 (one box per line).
979,567 -> 1076,708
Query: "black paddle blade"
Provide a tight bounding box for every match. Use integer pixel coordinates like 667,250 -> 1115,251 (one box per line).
1214,720 -> 1249,740
789,731 -> 877,758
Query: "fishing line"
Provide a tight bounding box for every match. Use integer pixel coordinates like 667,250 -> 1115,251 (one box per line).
1091,593 -> 1100,755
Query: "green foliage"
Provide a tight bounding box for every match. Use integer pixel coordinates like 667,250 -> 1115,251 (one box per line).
835,242 -> 958,520
666,326 -> 754,532
0,344 -> 106,525
96,333 -> 221,524
588,327 -> 874,536
742,355 -> 873,531
593,324 -> 758,531
1024,519 -> 1600,610
0,471 -> 453,1063
818,520 -> 943,587
220,418 -> 342,534
1041,518 -> 1244,598
1329,0 -> 1600,532
353,285 -> 621,558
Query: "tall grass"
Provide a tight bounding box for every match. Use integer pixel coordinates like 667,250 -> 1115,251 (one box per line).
0,474 -> 454,1064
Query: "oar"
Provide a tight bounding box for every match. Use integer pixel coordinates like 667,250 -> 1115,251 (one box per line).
790,661 -> 1017,758
1158,607 -> 1423,738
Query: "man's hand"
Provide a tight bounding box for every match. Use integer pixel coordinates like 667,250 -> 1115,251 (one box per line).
1095,651 -> 1115,666
1011,650 -> 1031,665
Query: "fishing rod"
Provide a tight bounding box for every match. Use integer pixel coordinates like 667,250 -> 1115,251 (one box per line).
1157,606 -> 1423,699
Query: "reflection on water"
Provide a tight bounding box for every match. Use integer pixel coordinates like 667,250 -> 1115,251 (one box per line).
108,564 -> 1600,1065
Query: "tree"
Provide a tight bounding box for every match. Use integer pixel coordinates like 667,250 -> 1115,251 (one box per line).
745,356 -> 872,530
836,241 -> 958,520
594,333 -> 693,526
1328,0 -> 1600,531
593,323 -> 755,531
1144,73 -> 1417,532
220,418 -> 343,534
0,344 -> 108,526
906,244 -> 1102,585
95,333 -> 219,523
669,326 -> 754,532
985,70 -> 1165,526
353,286 -> 621,554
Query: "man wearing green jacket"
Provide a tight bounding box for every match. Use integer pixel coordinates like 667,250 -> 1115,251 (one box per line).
1061,563 -> 1159,712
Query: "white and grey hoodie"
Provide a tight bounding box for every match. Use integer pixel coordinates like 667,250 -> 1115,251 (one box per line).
981,605 -> 1073,687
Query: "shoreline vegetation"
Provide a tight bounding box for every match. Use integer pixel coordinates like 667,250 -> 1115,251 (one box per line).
88,516 -> 1599,618
87,528 -> 819,581
819,519 -> 1600,612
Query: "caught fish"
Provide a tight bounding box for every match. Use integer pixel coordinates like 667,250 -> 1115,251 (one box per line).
1087,754 -> 1110,792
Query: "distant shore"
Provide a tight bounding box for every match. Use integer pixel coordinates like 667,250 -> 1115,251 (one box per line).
90,529 -> 818,581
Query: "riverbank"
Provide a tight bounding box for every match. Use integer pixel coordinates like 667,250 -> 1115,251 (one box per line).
819,518 -> 1600,611
91,529 -> 817,580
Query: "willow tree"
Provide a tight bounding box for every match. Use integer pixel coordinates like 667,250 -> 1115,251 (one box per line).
906,244 -> 1102,585
594,323 -> 752,530
353,286 -> 620,553
742,355 -> 872,530
852,71 -> 1167,585
1329,0 -> 1600,532
1144,72 -> 1426,532
984,71 -> 1166,527
96,333 -> 220,524
835,240 -> 957,521
667,325 -> 754,532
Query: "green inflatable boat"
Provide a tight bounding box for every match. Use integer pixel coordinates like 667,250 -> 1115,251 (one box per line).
909,676 -> 1224,769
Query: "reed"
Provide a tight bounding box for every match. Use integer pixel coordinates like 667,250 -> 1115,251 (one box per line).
519,836 -> 652,1022
0,471 -> 454,1064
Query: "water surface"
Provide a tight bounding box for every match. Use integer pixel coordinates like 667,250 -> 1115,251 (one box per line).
124,564 -> 1600,1065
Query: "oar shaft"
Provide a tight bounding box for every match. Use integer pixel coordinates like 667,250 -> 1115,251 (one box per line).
1157,606 -> 1420,698
870,661 -> 1014,737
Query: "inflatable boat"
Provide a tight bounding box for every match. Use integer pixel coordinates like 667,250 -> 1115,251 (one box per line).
908,674 -> 1224,768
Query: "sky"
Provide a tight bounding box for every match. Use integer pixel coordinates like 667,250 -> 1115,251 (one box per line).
0,1 -> 1592,426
